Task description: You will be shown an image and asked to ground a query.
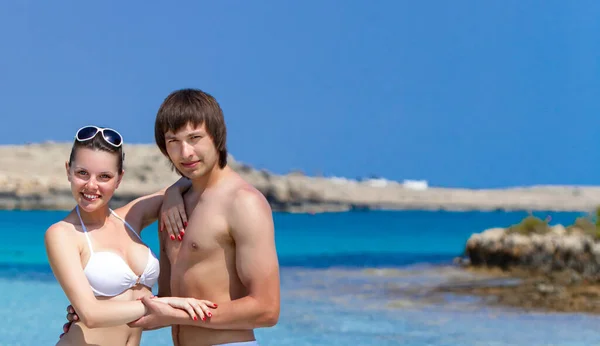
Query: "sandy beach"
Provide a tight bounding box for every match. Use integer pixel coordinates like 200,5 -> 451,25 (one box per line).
3,142 -> 600,213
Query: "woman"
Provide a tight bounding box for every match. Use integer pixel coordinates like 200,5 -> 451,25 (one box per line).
45,125 -> 214,346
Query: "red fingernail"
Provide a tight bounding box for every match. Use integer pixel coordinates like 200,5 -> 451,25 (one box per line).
193,316 -> 197,321
202,316 -> 206,321
207,312 -> 212,317
181,230 -> 185,236
177,235 -> 182,241
184,221 -> 188,227
170,235 -> 175,240
214,303 -> 218,307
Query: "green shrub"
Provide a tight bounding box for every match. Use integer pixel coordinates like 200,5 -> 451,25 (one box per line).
570,217 -> 596,231
507,215 -> 550,235
562,206 -> 600,240
506,207 -> 600,239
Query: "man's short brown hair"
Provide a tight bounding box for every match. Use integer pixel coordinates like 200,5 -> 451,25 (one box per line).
154,88 -> 228,170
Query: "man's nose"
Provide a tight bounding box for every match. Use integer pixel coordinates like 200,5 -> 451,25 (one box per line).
181,141 -> 194,158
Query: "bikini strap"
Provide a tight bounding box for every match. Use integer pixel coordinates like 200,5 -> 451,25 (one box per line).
109,209 -> 143,242
75,205 -> 94,253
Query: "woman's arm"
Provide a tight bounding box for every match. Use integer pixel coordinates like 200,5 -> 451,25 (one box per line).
44,223 -> 148,328
116,177 -> 191,239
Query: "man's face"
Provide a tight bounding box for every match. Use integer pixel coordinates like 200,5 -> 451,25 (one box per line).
164,122 -> 219,180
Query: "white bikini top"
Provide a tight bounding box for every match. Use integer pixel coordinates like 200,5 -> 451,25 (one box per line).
76,206 -> 160,297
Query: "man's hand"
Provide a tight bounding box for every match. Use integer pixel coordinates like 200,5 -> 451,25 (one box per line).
127,296 -> 173,330
59,305 -> 79,339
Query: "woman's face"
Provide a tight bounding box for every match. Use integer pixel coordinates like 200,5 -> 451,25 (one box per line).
65,147 -> 123,213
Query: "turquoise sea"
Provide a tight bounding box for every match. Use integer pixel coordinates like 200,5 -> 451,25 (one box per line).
2,209 -> 600,345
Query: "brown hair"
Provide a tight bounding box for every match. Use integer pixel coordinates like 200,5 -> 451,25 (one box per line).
154,88 -> 228,171
68,132 -> 125,173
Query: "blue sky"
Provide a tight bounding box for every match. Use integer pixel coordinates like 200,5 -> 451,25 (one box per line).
2,1 -> 600,188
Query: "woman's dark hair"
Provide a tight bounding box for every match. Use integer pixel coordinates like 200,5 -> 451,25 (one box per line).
68,134 -> 125,173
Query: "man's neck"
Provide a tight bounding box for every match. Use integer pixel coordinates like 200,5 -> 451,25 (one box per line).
190,164 -> 231,194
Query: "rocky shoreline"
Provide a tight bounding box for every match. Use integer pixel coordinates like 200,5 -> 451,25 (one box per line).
5,142 -> 600,213
464,215 -> 600,280
446,214 -> 600,314
435,267 -> 600,314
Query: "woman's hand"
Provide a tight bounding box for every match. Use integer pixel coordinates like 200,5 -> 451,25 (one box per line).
160,186 -> 188,241
153,297 -> 218,321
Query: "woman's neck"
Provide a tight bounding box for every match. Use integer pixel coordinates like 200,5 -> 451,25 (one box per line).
77,205 -> 111,227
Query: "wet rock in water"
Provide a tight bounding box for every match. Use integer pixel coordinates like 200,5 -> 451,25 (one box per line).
448,216 -> 600,314
535,283 -> 556,294
463,222 -> 600,282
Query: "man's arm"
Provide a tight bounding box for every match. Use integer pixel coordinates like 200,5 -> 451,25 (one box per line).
160,188 -> 280,330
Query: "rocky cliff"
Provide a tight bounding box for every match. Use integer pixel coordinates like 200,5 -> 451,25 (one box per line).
4,142 -> 600,213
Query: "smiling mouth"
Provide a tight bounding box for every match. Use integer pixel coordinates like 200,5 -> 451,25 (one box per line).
81,193 -> 101,201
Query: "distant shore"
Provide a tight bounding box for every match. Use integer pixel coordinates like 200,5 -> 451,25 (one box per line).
3,142 -> 600,213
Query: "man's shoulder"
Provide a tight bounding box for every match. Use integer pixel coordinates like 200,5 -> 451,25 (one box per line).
231,182 -> 269,210
219,170 -> 265,205
225,185 -> 273,239
214,168 -> 272,220
222,175 -> 272,222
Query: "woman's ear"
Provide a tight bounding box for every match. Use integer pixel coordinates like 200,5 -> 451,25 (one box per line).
115,170 -> 125,189
65,161 -> 72,182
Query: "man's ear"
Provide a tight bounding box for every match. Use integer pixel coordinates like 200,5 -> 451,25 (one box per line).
65,161 -> 71,182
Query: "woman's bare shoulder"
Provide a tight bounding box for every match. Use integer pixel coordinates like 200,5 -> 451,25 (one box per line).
44,214 -> 79,241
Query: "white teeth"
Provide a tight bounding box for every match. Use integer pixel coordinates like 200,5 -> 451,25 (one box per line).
83,193 -> 99,200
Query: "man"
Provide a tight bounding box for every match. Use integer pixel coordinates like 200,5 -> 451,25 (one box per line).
63,88 -> 281,346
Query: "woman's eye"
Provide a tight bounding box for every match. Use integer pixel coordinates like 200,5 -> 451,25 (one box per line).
77,171 -> 87,176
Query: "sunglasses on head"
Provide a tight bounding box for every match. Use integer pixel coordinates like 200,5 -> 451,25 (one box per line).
75,126 -> 123,148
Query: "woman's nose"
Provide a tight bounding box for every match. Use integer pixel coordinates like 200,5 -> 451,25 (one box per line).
85,178 -> 98,190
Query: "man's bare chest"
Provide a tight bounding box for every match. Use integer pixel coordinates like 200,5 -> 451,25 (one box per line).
164,210 -> 231,263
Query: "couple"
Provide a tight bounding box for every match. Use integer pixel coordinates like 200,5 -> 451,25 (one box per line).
44,89 -> 281,346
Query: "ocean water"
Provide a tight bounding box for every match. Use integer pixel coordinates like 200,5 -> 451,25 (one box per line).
1,209 -> 600,345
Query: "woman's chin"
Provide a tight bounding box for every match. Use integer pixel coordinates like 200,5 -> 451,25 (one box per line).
77,198 -> 104,212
